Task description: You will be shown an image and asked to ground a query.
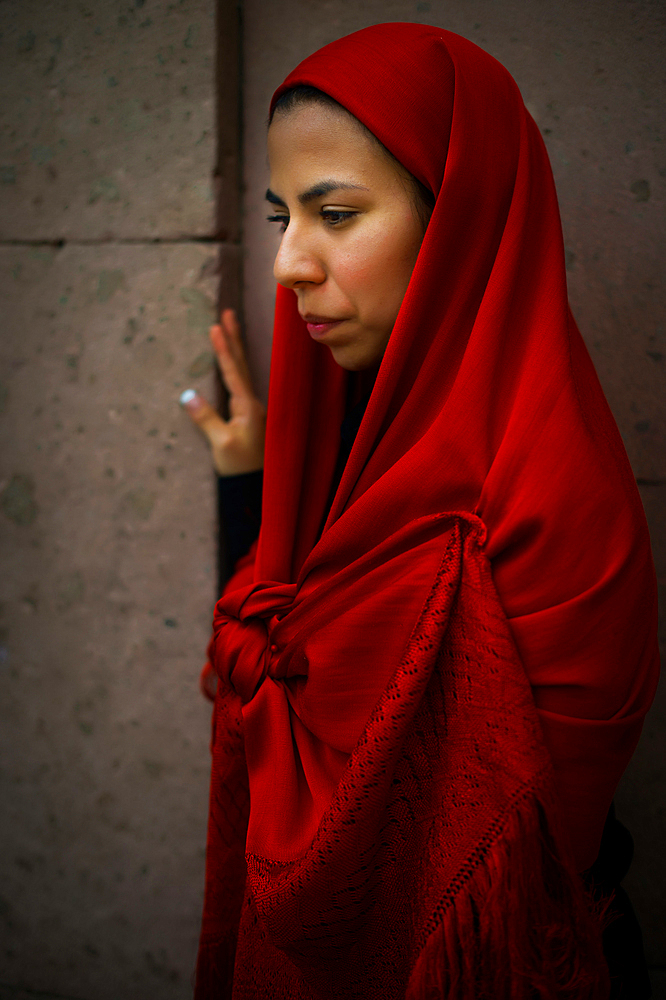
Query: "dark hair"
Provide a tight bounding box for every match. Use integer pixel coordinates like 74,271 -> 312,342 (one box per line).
269,85 -> 435,231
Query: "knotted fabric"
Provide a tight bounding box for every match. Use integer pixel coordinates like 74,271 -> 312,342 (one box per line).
213,581 -> 296,705
195,22 -> 659,1000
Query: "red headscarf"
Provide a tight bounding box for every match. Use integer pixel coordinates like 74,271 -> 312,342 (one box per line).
196,23 -> 659,1000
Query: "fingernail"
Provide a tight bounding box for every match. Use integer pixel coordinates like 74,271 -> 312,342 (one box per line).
179,388 -> 198,406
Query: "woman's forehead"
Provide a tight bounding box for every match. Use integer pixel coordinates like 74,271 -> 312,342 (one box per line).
268,103 -> 372,157
267,104 -> 403,194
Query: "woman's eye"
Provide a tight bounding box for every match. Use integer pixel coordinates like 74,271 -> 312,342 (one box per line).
266,210 -> 355,232
266,214 -> 289,232
321,210 -> 356,226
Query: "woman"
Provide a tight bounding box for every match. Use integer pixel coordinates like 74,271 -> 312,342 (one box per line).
182,24 -> 659,1000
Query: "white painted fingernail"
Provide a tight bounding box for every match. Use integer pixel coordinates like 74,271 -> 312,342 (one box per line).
179,389 -> 197,405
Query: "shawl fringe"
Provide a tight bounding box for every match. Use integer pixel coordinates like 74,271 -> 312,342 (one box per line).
407,790 -> 612,1000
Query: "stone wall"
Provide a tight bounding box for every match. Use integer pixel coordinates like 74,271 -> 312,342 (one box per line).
0,1 -> 239,997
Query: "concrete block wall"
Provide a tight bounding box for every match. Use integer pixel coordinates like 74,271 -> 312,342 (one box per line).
242,0 -> 665,991
0,1 -> 240,998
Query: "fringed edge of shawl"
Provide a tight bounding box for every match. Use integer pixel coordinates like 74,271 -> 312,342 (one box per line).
406,788 -> 612,1000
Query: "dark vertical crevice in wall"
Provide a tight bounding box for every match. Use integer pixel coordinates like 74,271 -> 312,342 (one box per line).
214,0 -> 242,246
214,0 -> 245,592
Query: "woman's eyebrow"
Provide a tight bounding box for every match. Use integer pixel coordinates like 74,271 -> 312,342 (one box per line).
265,189 -> 287,207
265,181 -> 368,207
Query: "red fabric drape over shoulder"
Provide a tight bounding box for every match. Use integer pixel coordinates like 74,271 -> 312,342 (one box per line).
196,23 -> 659,1000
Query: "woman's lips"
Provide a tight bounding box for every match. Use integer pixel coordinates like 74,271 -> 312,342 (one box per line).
306,320 -> 342,339
302,315 -> 346,340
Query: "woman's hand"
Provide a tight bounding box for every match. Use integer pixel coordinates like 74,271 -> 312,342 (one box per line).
180,308 -> 266,476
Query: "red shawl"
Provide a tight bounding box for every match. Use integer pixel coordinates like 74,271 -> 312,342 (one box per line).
196,23 -> 659,1000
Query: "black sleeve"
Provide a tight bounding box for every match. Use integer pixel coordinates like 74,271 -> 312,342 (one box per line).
217,470 -> 263,570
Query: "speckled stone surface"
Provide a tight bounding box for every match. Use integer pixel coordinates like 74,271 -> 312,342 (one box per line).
0,242 -> 233,998
0,0 -> 216,240
242,0 -> 665,969
0,989 -> 94,1000
0,0 -> 242,992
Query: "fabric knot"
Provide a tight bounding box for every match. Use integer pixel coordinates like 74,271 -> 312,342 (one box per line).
211,580 -> 297,705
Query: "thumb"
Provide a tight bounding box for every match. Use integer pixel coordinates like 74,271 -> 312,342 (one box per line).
179,388 -> 227,442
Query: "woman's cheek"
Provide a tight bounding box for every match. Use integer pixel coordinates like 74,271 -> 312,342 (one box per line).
337,254 -> 374,299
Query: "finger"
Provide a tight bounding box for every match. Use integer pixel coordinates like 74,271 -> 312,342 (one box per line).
221,306 -> 240,338
220,307 -> 241,346
219,308 -> 253,385
179,388 -> 228,441
210,323 -> 253,400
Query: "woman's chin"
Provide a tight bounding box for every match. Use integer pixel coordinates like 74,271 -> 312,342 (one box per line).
326,339 -> 386,372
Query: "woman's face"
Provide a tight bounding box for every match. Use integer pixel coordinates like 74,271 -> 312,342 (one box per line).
267,103 -> 428,371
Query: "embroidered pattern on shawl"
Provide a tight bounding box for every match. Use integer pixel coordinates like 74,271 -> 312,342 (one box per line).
197,518 -> 610,999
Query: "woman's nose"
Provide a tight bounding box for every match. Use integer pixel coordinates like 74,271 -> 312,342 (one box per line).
273,226 -> 326,288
